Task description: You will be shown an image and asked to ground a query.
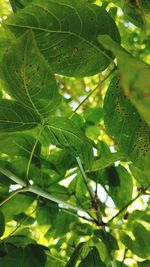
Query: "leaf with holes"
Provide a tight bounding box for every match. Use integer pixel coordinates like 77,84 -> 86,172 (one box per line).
98,35 -> 150,125
0,100 -> 40,133
4,0 -> 120,77
2,31 -> 61,118
104,76 -> 150,175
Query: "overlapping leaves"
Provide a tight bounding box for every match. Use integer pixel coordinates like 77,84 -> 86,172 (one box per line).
5,0 -> 120,77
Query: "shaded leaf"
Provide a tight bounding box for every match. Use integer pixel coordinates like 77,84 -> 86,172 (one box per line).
5,0 -> 120,77
99,35 -> 150,125
78,247 -> 107,267
0,100 -> 40,133
66,242 -> 85,267
138,261 -> 150,267
2,31 -> 61,118
0,209 -> 5,237
103,75 -> 150,175
10,0 -> 33,12
0,133 -> 41,158
0,244 -> 47,267
1,194 -> 34,222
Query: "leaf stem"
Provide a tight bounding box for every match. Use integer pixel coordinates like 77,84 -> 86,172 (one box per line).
76,156 -> 95,202
26,126 -> 43,182
70,66 -> 116,117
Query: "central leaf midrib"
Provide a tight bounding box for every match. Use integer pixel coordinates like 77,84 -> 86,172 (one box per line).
23,33 -> 43,120
6,23 -> 112,62
45,124 -> 84,143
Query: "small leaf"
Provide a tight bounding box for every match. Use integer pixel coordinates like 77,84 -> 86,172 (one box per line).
0,100 -> 40,133
91,151 -> 124,172
5,0 -> 120,77
2,31 -> 61,118
98,35 -> 150,125
103,76 -> 150,175
78,247 -> 107,267
66,242 -> 85,267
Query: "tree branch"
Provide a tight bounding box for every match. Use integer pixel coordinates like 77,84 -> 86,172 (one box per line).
0,167 -> 89,214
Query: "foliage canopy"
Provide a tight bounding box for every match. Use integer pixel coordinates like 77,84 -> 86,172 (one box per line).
0,0 -> 150,267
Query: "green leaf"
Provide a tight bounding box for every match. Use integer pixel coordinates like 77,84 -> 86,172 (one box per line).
0,244 -> 47,267
138,261 -> 150,267
1,194 -> 34,222
2,31 -> 61,118
10,0 -> 33,12
132,223 -> 150,259
130,164 -> 150,187
98,35 -> 150,125
43,116 -> 93,163
0,133 -> 41,158
123,1 -> 144,28
101,166 -> 133,208
0,209 -> 5,237
78,247 -> 107,267
91,151 -> 124,172
103,76 -> 150,175
0,100 -> 40,133
66,242 -> 85,267
5,0 -> 120,77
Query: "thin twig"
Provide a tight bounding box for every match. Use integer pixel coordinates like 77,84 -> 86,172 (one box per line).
0,186 -> 29,207
70,67 -> 116,118
121,248 -> 128,267
26,126 -> 43,182
76,156 -> 95,202
107,186 -> 150,224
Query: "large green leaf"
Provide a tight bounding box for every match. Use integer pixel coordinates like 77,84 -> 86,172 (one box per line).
0,244 -> 47,267
5,0 -> 120,77
78,247 -> 107,267
2,31 -> 61,118
99,35 -> 150,125
0,100 -> 40,133
0,133 -> 41,158
103,76 -> 150,175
